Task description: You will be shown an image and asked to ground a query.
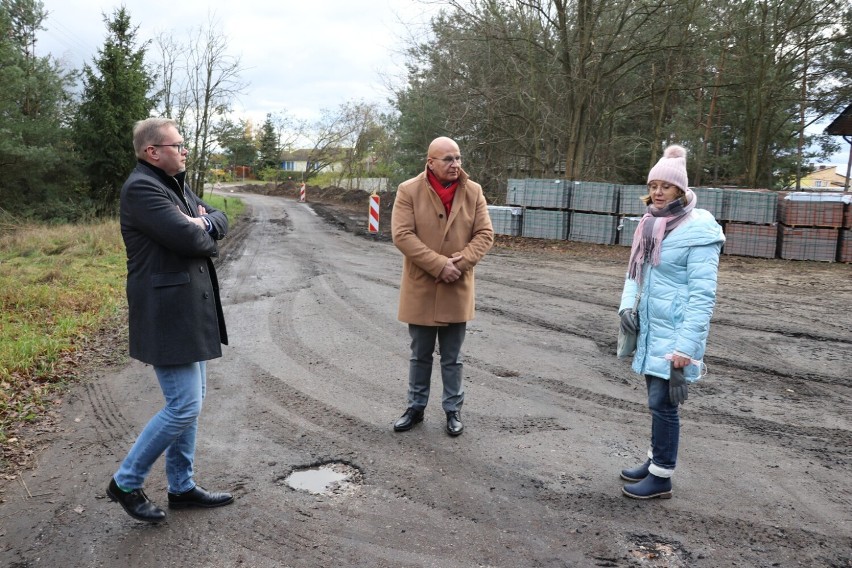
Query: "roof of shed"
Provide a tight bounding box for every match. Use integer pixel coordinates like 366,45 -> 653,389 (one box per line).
825,104 -> 852,135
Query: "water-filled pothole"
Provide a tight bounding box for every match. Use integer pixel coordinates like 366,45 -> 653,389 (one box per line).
284,462 -> 362,496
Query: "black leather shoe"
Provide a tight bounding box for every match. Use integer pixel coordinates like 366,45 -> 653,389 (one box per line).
393,408 -> 424,432
107,478 -> 166,523
168,485 -> 234,509
446,411 -> 464,436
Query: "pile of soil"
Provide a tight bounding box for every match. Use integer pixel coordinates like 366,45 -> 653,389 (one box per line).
229,182 -> 376,207
231,182 -> 396,241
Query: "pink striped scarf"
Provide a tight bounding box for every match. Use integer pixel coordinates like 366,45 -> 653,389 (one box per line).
627,189 -> 696,283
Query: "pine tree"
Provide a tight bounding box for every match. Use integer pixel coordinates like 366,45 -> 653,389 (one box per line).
0,0 -> 79,218
257,114 -> 280,171
74,7 -> 156,214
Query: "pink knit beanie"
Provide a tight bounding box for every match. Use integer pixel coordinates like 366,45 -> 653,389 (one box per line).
647,145 -> 688,190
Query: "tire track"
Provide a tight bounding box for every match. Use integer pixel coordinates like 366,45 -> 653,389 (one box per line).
477,300 -> 850,388
81,379 -> 135,443
238,358 -> 851,568
459,350 -> 851,463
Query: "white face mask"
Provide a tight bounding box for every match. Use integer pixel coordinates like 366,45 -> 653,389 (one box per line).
665,353 -> 708,379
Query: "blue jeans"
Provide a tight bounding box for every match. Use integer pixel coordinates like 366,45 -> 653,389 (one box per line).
114,361 -> 207,494
646,375 -> 679,478
407,323 -> 466,412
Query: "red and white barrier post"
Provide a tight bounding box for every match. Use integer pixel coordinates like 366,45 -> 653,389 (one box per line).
299,182 -> 306,202
368,192 -> 380,233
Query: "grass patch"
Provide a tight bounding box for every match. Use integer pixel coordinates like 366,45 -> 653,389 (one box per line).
204,192 -> 245,219
0,195 -> 244,451
0,221 -> 126,446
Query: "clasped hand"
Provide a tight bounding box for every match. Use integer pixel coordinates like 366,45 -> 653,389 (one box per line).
436,254 -> 464,283
179,204 -> 207,229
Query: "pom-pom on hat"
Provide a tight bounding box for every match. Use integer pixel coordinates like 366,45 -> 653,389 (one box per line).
647,144 -> 688,191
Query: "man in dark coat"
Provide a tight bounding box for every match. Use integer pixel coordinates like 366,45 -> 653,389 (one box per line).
106,118 -> 233,523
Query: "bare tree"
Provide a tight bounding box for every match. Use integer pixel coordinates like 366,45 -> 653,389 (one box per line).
184,20 -> 246,194
153,16 -> 247,195
330,102 -> 386,188
269,111 -> 305,156
396,0 -> 674,186
153,32 -> 190,128
395,0 -> 847,190
303,103 -> 368,182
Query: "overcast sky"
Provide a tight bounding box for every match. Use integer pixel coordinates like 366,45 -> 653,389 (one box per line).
37,0 -> 440,124
35,1 -> 850,168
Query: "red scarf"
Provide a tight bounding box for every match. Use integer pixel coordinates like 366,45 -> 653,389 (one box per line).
427,169 -> 459,215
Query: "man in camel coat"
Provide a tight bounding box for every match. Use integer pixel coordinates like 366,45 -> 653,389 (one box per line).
391,136 -> 494,436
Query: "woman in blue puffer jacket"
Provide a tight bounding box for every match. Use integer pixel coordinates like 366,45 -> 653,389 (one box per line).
617,145 -> 725,499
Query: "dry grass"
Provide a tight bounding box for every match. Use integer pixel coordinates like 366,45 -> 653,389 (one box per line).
0,193 -> 245,468
0,221 -> 127,450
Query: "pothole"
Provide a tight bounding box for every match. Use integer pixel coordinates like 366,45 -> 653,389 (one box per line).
283,461 -> 362,496
627,533 -> 690,567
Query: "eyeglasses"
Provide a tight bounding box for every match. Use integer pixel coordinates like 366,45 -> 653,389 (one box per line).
648,182 -> 675,193
151,143 -> 187,153
433,155 -> 462,164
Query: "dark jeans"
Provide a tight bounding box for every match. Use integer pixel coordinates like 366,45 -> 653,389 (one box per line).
646,374 -> 679,477
407,323 -> 466,412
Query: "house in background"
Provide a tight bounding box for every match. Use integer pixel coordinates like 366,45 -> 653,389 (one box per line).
279,149 -> 347,175
799,165 -> 850,190
279,149 -> 312,174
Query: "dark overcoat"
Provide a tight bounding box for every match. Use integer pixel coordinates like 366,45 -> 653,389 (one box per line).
119,160 -> 229,366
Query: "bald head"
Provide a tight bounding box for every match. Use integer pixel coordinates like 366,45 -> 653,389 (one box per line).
428,137 -> 458,157
427,137 -> 462,184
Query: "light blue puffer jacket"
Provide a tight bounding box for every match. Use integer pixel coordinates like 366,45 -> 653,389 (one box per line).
619,209 -> 725,383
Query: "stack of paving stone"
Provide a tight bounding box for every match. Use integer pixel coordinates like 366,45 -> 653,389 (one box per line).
504,176 -> 852,263
618,185 -> 647,216
616,216 -> 642,247
521,208 -> 569,239
778,193 -> 848,262
506,178 -> 571,240
487,205 -> 523,236
721,189 -> 779,258
506,178 -> 526,208
692,187 -> 726,220
513,178 -> 571,209
617,185 -> 647,247
569,181 -> 621,244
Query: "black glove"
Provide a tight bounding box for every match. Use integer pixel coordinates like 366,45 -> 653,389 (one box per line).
669,363 -> 688,405
619,308 -> 638,335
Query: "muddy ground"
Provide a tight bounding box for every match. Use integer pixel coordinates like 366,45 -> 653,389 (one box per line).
1,186 -> 850,567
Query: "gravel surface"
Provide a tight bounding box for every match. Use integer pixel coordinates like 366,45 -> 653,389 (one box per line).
1,190 -> 850,567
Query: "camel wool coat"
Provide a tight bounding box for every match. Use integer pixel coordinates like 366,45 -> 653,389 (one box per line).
391,168 -> 494,326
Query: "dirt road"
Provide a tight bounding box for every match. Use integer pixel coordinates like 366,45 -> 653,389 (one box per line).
1,192 -> 850,567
